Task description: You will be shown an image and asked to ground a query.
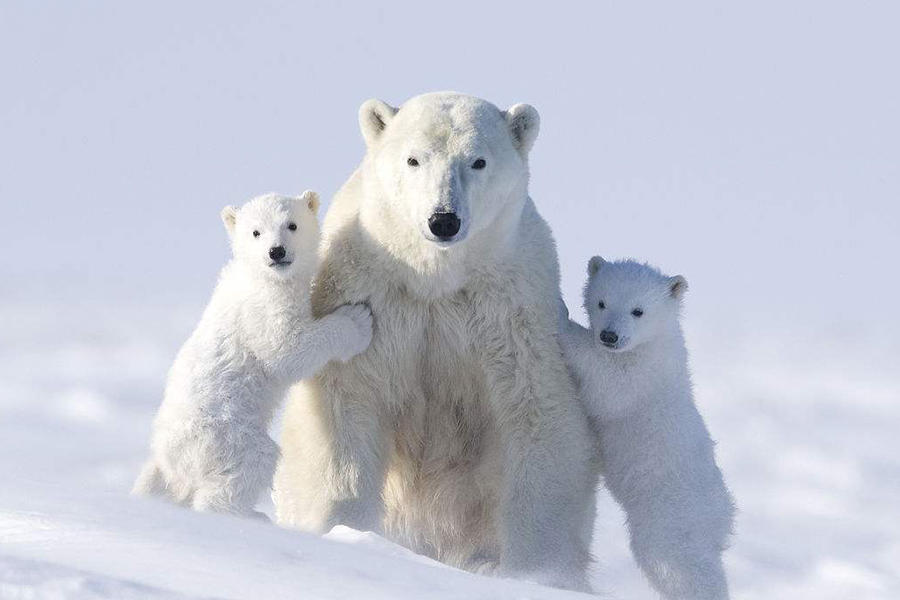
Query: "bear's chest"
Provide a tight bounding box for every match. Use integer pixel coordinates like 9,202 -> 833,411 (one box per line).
377,290 -> 498,477
421,294 -> 474,362
372,288 -> 487,402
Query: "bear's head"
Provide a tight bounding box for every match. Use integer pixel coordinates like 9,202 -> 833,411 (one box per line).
221,191 -> 320,282
583,257 -> 688,352
356,92 -> 539,255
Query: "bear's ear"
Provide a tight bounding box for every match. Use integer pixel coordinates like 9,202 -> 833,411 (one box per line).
359,98 -> 398,147
299,189 -> 319,213
221,205 -> 237,237
588,255 -> 606,276
668,275 -> 688,300
505,103 -> 540,156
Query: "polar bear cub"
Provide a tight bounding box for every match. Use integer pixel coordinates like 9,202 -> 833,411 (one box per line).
132,192 -> 373,516
558,257 -> 735,600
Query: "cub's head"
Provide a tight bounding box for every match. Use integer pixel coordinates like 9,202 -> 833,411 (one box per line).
357,92 -> 539,249
221,191 -> 320,281
583,257 -> 688,352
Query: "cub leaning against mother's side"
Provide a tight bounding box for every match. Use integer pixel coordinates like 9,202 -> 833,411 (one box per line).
133,192 -> 373,516
559,256 -> 735,600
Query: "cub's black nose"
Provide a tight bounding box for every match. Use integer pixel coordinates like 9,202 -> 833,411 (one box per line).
599,330 -> 618,345
427,212 -> 461,240
269,246 -> 286,261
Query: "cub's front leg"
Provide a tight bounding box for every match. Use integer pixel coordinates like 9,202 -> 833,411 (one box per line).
473,296 -> 596,591
271,304 -> 373,384
555,297 -> 597,385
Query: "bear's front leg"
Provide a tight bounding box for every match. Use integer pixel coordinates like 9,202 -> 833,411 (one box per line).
475,301 -> 597,592
273,367 -> 389,534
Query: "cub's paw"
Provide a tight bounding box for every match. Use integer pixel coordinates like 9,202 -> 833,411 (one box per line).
556,296 -> 571,333
332,303 -> 374,361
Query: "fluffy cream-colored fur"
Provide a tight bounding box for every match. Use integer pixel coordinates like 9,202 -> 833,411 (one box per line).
133,192 -> 372,516
273,93 -> 597,590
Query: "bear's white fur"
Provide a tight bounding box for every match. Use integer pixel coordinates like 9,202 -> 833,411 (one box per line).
133,192 -> 373,516
273,93 -> 597,590
558,257 -> 735,600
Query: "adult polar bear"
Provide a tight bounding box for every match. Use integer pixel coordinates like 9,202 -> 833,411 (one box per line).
274,92 -> 596,590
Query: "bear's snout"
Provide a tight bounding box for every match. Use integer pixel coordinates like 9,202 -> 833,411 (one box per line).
269,246 -> 287,262
427,212 -> 461,240
599,330 -> 619,346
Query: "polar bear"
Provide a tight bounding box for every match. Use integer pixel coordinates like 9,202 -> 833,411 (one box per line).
558,257 -> 735,600
133,192 -> 373,516
273,93 -> 597,590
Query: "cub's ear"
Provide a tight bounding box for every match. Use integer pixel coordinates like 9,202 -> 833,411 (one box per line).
220,205 -> 237,236
669,275 -> 688,299
299,190 -> 320,213
359,98 -> 398,147
505,103 -> 540,156
588,255 -> 606,276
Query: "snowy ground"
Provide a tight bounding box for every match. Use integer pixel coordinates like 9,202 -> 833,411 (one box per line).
1,299 -> 898,599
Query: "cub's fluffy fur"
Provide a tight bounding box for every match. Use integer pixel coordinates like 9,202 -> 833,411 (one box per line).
133,192 -> 372,516
559,257 -> 735,600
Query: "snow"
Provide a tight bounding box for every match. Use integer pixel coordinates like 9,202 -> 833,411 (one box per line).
0,555 -> 194,600
1,301 -> 898,599
0,481 -> 585,600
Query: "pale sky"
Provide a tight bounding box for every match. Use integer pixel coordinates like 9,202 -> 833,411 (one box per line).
2,2 -> 898,349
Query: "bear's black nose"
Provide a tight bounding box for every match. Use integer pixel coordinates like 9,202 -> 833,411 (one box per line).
599,330 -> 618,345
427,212 -> 461,240
269,246 -> 286,261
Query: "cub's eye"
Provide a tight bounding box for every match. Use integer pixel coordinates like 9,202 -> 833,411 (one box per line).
471,158 -> 486,170
252,230 -> 260,238
407,157 -> 419,167
632,308 -> 644,318
287,222 -> 297,231
598,301 -> 605,310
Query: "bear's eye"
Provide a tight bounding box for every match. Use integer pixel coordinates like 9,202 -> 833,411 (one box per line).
472,158 -> 486,170
252,230 -> 260,238
598,301 -> 605,310
407,157 -> 419,167
287,222 -> 297,231
632,308 -> 644,318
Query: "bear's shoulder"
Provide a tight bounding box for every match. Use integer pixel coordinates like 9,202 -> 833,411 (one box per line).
321,168 -> 364,246
485,198 -> 559,289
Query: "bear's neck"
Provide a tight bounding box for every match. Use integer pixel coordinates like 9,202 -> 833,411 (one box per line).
222,261 -> 312,321
587,324 -> 690,422
613,325 -> 689,388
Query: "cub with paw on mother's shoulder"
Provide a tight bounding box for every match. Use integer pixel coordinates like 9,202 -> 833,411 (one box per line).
558,256 -> 735,600
132,191 -> 373,517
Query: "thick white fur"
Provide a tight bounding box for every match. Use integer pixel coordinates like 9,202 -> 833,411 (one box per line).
558,257 -> 735,600
133,192 -> 373,516
273,93 -> 597,590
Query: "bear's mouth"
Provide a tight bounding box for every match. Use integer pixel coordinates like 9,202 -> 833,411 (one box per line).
599,339 -> 630,352
269,260 -> 292,268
